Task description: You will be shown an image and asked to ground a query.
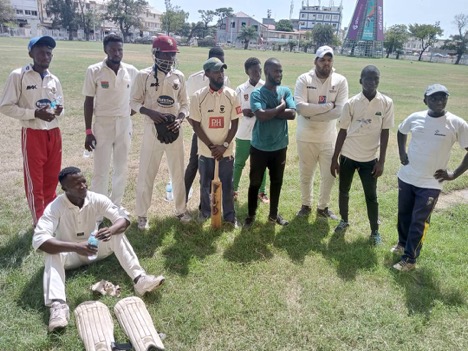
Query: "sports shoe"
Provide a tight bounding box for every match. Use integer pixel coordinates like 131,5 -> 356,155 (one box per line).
297,205 -> 312,217
390,244 -> 405,255
370,231 -> 382,245
48,301 -> 70,332
334,219 -> 349,233
137,216 -> 149,231
177,212 -> 192,223
243,216 -> 256,229
134,274 -> 165,296
393,260 -> 416,272
316,207 -> 339,220
269,214 -> 289,226
233,191 -> 239,201
258,192 -> 270,204
227,218 -> 241,229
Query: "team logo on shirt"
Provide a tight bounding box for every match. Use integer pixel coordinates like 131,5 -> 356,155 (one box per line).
172,82 -> 179,90
209,116 -> 224,128
319,96 -> 327,104
244,94 -> 249,101
101,81 -> 109,88
329,86 -> 336,93
157,95 -> 175,107
220,105 -> 225,113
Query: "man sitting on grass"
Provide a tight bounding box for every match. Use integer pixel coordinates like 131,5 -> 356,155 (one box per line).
33,167 -> 164,332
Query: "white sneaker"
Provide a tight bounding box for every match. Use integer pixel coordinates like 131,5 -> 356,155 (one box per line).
48,301 -> 70,332
137,216 -> 149,230
177,212 -> 192,223
134,274 -> 165,296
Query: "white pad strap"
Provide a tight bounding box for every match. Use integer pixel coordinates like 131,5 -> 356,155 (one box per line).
74,301 -> 115,351
114,296 -> 165,351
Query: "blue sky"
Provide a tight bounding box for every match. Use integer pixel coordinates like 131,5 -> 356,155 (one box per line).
149,0 -> 466,37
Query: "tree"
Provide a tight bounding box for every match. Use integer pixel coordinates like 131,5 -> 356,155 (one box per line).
47,0 -> 80,40
311,23 -> 336,48
276,19 -> 293,32
214,7 -> 234,27
178,22 -> 204,42
160,0 -> 188,36
442,14 -> 468,65
76,0 -> 101,41
0,0 -> 15,30
198,10 -> 215,38
237,25 -> 258,50
105,0 -> 148,42
383,24 -> 409,59
408,22 -> 443,61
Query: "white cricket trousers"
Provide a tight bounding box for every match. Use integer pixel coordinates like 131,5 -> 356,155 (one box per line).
135,121 -> 186,217
91,116 -> 132,207
42,234 -> 145,306
297,140 -> 336,209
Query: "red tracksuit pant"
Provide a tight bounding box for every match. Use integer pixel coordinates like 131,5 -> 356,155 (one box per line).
21,127 -> 62,225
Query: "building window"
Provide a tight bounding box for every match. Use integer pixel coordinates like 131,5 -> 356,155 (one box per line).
332,15 -> 339,21
32,11 -> 37,16
25,10 -> 31,15
317,14 -> 323,20
281,34 -> 285,39
301,13 -> 306,18
325,14 -> 331,20
252,25 -> 258,31
241,22 -> 246,27
16,9 -> 24,14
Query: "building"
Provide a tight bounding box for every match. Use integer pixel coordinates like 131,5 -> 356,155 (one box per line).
9,0 -> 41,36
216,11 -> 268,47
298,2 -> 343,34
139,6 -> 162,36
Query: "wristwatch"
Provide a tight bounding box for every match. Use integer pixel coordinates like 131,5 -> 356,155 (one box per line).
223,142 -> 229,148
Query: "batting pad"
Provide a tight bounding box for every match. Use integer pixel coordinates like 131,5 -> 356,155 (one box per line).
74,301 -> 115,351
114,296 -> 165,351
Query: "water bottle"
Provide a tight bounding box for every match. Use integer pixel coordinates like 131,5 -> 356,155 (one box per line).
83,140 -> 96,158
165,180 -> 173,202
87,230 -> 99,260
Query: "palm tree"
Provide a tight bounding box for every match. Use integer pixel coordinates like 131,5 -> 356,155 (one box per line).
237,26 -> 259,50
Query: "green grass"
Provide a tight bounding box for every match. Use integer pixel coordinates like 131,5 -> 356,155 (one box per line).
0,38 -> 467,350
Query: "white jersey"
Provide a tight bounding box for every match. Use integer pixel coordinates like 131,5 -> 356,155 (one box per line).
32,191 -> 128,251
189,86 -> 241,158
130,67 -> 189,125
295,69 -> 348,143
0,64 -> 63,130
339,91 -> 394,162
398,111 -> 468,190
235,79 -> 264,141
82,59 -> 138,117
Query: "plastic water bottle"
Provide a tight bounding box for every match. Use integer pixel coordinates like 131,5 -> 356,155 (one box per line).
83,140 -> 96,158
165,180 -> 173,202
87,230 -> 99,260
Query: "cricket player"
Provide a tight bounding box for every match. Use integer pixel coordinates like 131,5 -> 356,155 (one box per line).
0,36 -> 64,226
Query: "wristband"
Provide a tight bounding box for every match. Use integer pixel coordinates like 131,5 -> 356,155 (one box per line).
86,128 -> 93,135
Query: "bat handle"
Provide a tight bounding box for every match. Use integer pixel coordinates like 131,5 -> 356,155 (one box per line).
214,158 -> 220,181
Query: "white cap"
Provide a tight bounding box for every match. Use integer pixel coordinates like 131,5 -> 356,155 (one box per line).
316,45 -> 334,58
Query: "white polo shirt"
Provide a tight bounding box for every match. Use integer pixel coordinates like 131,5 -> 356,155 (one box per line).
235,79 -> 264,141
0,64 -> 63,130
398,111 -> 468,190
82,60 -> 138,118
295,69 -> 349,143
189,86 -> 241,158
339,91 -> 394,162
130,67 -> 189,125
33,191 -> 128,251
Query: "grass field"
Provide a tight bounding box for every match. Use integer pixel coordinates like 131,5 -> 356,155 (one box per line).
0,38 -> 467,350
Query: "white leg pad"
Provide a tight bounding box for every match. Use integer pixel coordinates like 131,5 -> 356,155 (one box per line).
74,301 -> 115,351
114,296 -> 165,351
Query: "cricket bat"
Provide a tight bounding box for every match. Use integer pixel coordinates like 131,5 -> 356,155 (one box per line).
211,159 -> 222,228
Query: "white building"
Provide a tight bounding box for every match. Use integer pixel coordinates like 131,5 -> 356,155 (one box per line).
298,3 -> 343,34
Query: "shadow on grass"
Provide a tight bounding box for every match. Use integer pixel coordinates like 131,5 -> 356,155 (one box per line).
273,216 -> 330,264
325,230 -> 379,281
0,227 -> 34,270
386,254 -> 465,319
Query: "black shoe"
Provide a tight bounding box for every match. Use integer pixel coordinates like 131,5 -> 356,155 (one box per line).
316,207 -> 339,220
297,205 -> 312,217
243,216 -> 255,229
269,214 -> 289,226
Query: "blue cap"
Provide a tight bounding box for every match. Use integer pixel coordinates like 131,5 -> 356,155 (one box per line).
28,36 -> 56,52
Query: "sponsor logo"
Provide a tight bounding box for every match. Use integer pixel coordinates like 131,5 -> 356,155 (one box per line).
208,109 -> 214,113
150,82 -> 159,87
375,112 -> 382,116
36,98 -> 52,109
307,86 -> 317,89
157,95 -> 175,106
26,85 -> 37,90
101,81 -> 109,89
236,106 -> 242,114
77,232 -> 84,237
318,96 -> 327,104
220,105 -> 225,113
434,129 -> 446,137
244,94 -> 249,101
209,116 -> 224,129
357,118 -> 372,126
